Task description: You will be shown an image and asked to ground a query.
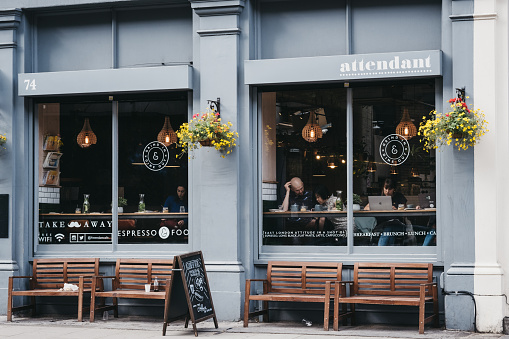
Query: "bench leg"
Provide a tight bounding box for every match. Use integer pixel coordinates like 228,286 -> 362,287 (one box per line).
419,299 -> 425,334
350,304 -> 356,326
7,277 -> 13,321
31,296 -> 36,317
113,297 -> 118,318
90,294 -> 96,322
77,292 -> 84,322
433,287 -> 439,327
243,281 -> 250,327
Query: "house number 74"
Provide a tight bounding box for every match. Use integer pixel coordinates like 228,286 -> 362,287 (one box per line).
24,79 -> 36,91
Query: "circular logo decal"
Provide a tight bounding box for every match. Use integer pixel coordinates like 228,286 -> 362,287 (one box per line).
159,226 -> 170,239
379,134 -> 410,166
143,141 -> 169,171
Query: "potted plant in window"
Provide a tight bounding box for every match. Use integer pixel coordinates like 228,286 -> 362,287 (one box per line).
346,193 -> 363,211
113,197 -> 127,213
176,109 -> 239,158
418,97 -> 489,151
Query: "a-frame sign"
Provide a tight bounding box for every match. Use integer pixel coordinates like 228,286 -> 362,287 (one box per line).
163,251 -> 218,336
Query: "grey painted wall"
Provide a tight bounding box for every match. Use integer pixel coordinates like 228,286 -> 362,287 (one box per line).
0,0 -> 477,330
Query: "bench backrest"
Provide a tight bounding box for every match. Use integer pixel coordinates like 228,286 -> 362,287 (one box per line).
33,258 -> 100,289
115,258 -> 174,291
267,261 -> 342,295
353,262 -> 434,297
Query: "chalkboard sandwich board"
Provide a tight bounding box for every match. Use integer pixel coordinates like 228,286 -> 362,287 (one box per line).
165,251 -> 217,336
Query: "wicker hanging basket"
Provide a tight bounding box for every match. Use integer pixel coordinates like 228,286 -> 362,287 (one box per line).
199,139 -> 214,146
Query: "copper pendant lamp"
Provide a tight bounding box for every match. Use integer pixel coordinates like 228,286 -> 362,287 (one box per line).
77,118 -> 97,148
302,110 -> 323,142
395,108 -> 417,140
157,116 -> 177,146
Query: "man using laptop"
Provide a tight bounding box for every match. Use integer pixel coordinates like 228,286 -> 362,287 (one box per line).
364,178 -> 407,210
365,179 -> 407,246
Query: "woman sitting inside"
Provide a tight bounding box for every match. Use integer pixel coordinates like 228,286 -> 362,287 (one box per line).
313,185 -> 346,245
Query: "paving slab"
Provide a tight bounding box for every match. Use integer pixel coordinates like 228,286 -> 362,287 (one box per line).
0,316 -> 508,339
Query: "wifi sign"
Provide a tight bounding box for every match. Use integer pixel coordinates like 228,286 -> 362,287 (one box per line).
55,233 -> 65,242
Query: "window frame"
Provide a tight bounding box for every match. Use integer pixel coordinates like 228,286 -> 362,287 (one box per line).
31,95 -> 193,257
255,82 -> 442,264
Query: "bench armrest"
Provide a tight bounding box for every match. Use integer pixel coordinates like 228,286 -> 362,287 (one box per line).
93,275 -> 115,280
419,282 -> 438,298
245,279 -> 269,297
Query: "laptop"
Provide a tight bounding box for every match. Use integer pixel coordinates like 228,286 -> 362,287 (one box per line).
368,196 -> 393,211
418,193 -> 436,208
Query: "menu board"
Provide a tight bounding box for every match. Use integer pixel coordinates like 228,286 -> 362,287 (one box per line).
175,251 -> 217,336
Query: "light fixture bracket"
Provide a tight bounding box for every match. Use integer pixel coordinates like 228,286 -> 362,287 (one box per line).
456,87 -> 466,101
207,98 -> 220,115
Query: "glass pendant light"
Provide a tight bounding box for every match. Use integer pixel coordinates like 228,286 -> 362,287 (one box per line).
157,116 -> 177,146
77,118 -> 97,148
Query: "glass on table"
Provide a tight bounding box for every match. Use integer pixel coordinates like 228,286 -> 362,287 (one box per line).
179,205 -> 186,213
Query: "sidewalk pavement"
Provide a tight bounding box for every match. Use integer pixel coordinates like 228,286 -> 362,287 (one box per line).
0,316 -> 507,339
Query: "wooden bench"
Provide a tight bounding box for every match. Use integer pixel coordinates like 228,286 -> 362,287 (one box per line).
90,258 -> 174,335
336,262 -> 439,334
244,261 -> 344,331
7,258 -> 100,322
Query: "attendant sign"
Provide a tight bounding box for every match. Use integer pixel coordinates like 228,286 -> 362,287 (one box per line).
245,50 -> 442,85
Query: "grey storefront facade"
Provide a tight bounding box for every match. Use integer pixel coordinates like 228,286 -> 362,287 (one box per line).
0,0 -> 505,333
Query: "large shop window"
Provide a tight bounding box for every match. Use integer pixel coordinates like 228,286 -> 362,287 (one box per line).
261,81 -> 436,247
37,96 -> 189,247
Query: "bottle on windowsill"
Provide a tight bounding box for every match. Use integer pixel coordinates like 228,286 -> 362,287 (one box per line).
335,190 -> 343,211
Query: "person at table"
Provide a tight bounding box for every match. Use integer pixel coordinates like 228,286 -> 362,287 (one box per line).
314,185 -> 345,245
162,184 -> 188,229
367,178 -> 408,246
164,184 -> 188,213
364,178 -> 407,210
281,177 -> 315,243
281,177 -> 313,212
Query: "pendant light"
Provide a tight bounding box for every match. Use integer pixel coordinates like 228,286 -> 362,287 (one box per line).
411,166 -> 420,177
395,108 -> 417,140
327,156 -> 337,169
157,116 -> 177,147
302,110 -> 323,142
77,118 -> 97,148
367,156 -> 377,173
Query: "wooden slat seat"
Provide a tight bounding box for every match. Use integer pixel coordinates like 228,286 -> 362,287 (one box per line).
90,258 -> 174,335
244,261 -> 346,331
7,258 -> 101,322
336,262 -> 439,334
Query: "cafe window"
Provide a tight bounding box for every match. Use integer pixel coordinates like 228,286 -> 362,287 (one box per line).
36,94 -> 189,248
260,80 -> 436,248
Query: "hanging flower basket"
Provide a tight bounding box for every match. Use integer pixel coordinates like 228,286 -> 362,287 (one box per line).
199,139 -> 215,147
176,109 -> 239,158
418,97 -> 489,151
0,134 -> 6,150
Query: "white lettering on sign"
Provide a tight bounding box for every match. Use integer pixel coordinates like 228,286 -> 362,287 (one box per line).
340,55 -> 432,76
24,79 -> 36,91
379,134 -> 410,166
